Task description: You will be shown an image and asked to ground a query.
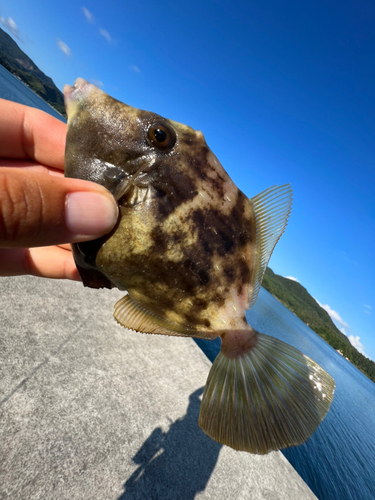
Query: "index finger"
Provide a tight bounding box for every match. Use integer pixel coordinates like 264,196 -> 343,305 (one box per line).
0,98 -> 67,171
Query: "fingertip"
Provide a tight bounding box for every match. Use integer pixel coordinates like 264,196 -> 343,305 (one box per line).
65,191 -> 119,239
0,169 -> 119,248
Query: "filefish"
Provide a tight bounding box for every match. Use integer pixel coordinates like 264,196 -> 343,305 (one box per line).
63,78 -> 335,454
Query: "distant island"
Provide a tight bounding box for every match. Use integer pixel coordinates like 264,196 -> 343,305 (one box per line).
0,27 -> 66,117
263,267 -> 375,383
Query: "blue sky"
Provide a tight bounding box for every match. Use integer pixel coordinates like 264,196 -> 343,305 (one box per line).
1,0 -> 374,359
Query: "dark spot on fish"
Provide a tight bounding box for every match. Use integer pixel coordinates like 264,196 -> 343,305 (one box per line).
184,312 -> 198,326
182,308 -> 209,329
191,209 -> 205,228
151,167 -> 198,220
231,191 -> 254,246
172,145 -> 225,202
191,208 -> 235,257
184,259 -> 210,286
198,270 -> 210,287
155,188 -> 166,198
193,297 -> 209,311
203,241 -> 212,255
150,228 -> 168,253
219,231 -> 234,252
224,266 -> 235,281
238,259 -> 251,285
211,293 -> 226,308
210,178 -> 225,200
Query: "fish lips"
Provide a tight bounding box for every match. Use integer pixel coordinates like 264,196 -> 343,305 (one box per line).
63,78 -> 97,117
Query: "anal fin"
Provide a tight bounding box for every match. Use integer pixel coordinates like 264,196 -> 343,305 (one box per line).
114,294 -> 217,340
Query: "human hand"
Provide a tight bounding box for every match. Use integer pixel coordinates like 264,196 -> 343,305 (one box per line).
0,99 -> 118,280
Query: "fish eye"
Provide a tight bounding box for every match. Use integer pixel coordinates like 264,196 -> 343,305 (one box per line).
147,122 -> 176,150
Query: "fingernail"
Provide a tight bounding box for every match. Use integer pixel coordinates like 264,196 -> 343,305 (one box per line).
65,191 -> 118,237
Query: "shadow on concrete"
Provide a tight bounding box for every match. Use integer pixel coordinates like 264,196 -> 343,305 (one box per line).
119,387 -> 222,500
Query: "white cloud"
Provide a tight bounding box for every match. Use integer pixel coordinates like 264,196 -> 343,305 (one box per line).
99,28 -> 111,42
0,16 -> 21,40
285,276 -> 299,282
82,7 -> 94,23
130,65 -> 141,73
364,304 -> 372,309
315,300 -> 370,359
364,304 -> 372,315
316,300 -> 349,329
57,40 -> 71,57
348,335 -> 366,356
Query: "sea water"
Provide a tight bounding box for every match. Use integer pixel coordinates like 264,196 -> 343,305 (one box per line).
1,63 -> 374,500
0,63 -> 65,122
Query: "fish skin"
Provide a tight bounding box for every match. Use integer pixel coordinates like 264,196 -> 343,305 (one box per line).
64,79 -> 255,333
64,78 -> 335,454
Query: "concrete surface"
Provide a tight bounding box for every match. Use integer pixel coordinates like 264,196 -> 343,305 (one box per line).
0,275 -> 317,500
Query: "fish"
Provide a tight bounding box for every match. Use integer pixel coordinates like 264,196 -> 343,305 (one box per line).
63,78 -> 335,455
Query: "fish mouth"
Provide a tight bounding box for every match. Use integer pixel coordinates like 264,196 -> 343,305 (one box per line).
63,78 -> 92,101
63,78 -> 98,120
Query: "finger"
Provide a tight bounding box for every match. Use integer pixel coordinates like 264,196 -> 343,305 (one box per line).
58,243 -> 73,251
0,168 -> 118,248
0,246 -> 80,280
0,159 -> 64,177
0,99 -> 66,170
28,246 -> 81,280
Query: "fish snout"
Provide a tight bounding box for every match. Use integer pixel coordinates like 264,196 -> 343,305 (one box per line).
63,78 -> 98,120
63,78 -> 92,100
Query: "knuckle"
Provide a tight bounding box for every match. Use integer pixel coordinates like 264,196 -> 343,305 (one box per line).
0,171 -> 43,245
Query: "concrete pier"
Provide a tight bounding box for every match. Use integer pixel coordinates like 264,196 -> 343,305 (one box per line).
0,275 -> 317,499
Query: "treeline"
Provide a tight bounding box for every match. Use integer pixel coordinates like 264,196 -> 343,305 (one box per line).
0,27 -> 66,117
263,268 -> 375,383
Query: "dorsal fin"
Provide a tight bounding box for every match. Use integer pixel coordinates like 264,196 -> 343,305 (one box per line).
114,294 -> 217,340
248,184 -> 292,308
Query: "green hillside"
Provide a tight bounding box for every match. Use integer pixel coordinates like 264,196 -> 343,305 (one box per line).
0,28 -> 66,117
263,267 -> 375,383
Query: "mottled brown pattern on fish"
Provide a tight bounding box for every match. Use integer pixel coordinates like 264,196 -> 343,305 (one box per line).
142,166 -> 199,220
95,227 -> 219,328
65,85 -> 257,332
93,183 -> 255,331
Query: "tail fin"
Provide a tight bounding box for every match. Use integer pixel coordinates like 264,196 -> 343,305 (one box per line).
198,332 -> 335,454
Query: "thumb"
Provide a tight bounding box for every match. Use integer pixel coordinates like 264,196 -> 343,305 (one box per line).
0,168 -> 119,248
